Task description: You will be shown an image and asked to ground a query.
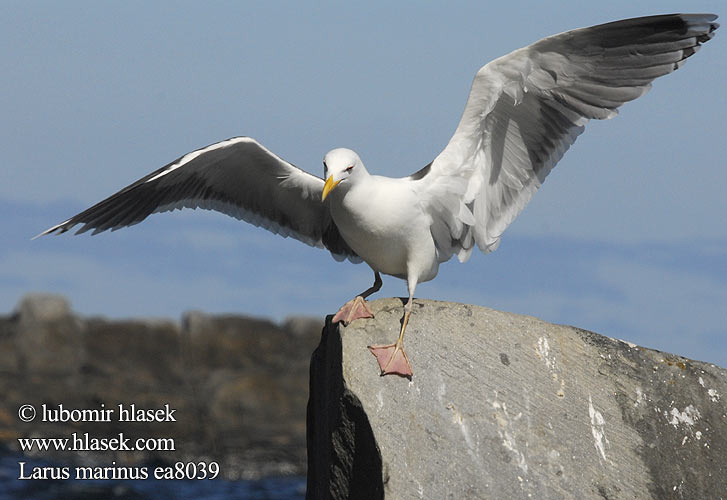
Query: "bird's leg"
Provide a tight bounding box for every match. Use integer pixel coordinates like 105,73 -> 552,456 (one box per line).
332,271 -> 382,325
368,282 -> 415,377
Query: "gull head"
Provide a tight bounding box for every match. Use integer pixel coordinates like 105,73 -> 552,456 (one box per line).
321,148 -> 367,201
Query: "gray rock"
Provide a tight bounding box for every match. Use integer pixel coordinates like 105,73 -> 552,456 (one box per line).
306,298 -> 727,499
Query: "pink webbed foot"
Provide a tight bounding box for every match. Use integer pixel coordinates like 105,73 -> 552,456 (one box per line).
332,296 -> 375,325
368,342 -> 413,377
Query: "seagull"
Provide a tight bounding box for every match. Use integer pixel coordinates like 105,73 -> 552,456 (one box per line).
37,14 -> 718,377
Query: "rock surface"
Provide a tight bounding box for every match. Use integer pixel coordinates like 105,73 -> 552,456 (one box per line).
1,293 -> 323,480
307,298 -> 727,499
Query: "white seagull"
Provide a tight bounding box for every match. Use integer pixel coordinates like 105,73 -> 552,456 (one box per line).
38,14 -> 718,377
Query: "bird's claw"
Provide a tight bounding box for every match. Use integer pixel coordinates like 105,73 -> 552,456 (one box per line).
368,342 -> 413,377
332,296 -> 374,325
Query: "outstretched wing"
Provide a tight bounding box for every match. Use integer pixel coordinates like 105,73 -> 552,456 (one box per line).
37,136 -> 360,262
414,13 -> 718,263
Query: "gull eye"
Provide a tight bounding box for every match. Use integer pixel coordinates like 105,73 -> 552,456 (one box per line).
345,165 -> 354,173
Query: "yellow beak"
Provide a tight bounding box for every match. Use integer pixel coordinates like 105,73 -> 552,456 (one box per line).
321,176 -> 341,201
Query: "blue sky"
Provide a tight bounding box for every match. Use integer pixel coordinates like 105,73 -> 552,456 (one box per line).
2,2 -> 725,367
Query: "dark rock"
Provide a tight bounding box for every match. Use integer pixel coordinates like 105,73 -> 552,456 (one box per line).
307,298 -> 727,499
306,319 -> 383,500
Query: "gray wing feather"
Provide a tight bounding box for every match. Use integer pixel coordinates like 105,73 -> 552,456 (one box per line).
37,136 -> 360,262
417,13 -> 718,261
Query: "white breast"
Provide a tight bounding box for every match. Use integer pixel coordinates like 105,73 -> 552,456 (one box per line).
329,176 -> 439,282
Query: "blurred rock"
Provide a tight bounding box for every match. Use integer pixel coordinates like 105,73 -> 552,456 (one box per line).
283,316 -> 325,339
14,293 -> 84,376
1,294 -> 323,479
16,293 -> 71,323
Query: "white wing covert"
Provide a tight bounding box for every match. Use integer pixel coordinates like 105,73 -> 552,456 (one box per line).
414,13 -> 718,263
37,137 -> 360,262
